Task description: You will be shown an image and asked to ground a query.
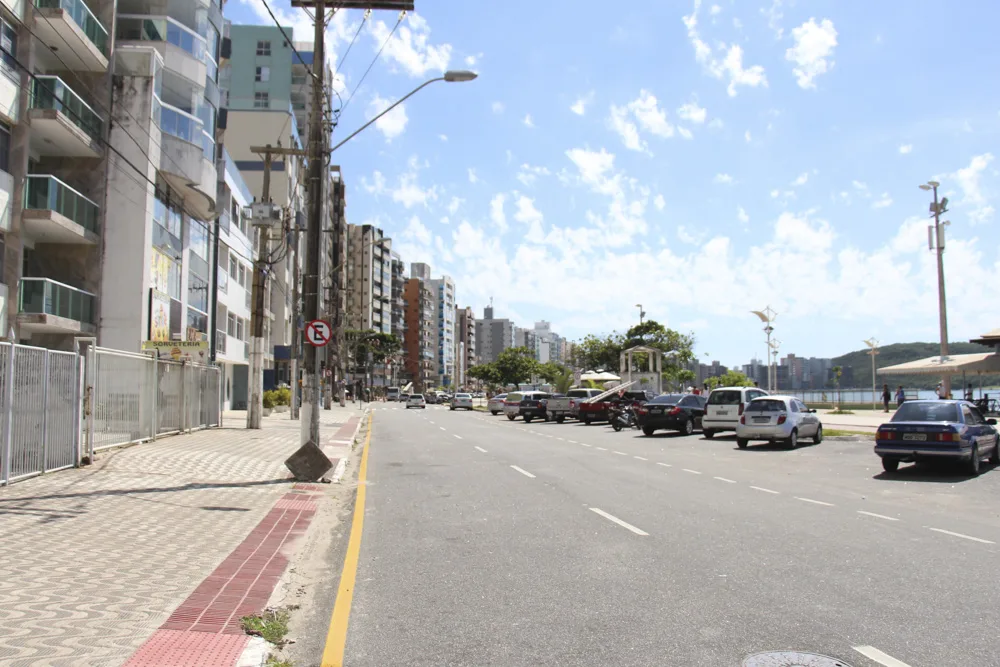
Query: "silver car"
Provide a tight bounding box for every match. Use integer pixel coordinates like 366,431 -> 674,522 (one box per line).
487,393 -> 507,415
735,395 -> 823,449
450,393 -> 474,410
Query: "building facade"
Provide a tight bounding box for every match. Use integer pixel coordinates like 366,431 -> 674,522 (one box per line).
402,276 -> 434,392
475,306 -> 514,363
426,275 -> 455,387
455,305 -> 475,388
345,223 -> 390,335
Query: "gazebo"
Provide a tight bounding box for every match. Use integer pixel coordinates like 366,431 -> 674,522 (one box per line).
620,345 -> 664,395
877,352 -> 1000,399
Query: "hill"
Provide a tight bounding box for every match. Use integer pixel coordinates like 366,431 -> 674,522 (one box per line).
832,341 -> 999,390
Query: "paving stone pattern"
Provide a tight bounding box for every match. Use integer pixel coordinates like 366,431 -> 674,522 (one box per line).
0,408 -> 362,667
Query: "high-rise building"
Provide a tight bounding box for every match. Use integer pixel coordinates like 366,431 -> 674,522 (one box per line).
455,306 -> 475,387
426,275 -> 455,387
475,305 -> 514,363
403,277 -> 435,392
345,223 -> 391,334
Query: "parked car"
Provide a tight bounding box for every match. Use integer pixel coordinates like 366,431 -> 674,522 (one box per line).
703,386 -> 769,438
450,393 -> 474,410
578,390 -> 655,425
503,391 -> 548,421
406,394 -> 427,409
546,388 -> 604,423
637,393 -> 708,436
399,393 -> 409,403
735,395 -> 822,449
487,393 -> 507,415
874,399 -> 999,475
387,387 -> 401,402
520,393 -> 556,423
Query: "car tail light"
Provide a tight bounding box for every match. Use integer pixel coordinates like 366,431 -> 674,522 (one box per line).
569,400 -> 576,408
668,406 -> 682,415
777,414 -> 787,425
936,431 -> 960,442
740,415 -> 746,425
876,429 -> 889,440
738,402 -> 745,415
637,407 -> 648,415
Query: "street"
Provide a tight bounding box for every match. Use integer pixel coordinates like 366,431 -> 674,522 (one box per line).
302,405 -> 1000,667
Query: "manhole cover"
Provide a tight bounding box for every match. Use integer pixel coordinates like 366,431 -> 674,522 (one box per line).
743,652 -> 854,667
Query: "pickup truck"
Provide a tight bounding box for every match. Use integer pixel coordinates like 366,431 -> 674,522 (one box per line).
546,388 -> 605,423
578,390 -> 656,425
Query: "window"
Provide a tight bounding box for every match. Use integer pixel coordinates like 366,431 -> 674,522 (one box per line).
188,272 -> 208,311
256,40 -> 271,56
253,91 -> 269,109
255,66 -> 269,82
229,255 -> 238,280
0,122 -> 10,174
189,220 -> 209,260
237,263 -> 247,288
227,312 -> 236,337
0,19 -> 16,76
789,400 -> 800,413
236,317 -> 245,341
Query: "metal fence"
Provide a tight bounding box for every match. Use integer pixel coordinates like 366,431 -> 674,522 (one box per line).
0,341 -> 221,486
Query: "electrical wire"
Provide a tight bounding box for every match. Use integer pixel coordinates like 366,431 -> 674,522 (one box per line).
339,11 -> 405,117
334,9 -> 370,78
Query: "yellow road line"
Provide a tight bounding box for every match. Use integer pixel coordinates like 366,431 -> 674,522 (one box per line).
321,413 -> 372,667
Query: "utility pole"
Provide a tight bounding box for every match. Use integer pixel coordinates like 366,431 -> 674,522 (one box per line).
864,337 -> 879,411
921,181 -> 951,398
247,144 -> 306,429
290,211 -> 300,420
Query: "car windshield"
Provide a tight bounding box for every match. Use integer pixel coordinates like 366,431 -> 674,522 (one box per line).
456,393 -> 471,398
708,390 -> 742,405
650,394 -> 684,404
506,393 -> 523,402
892,402 -> 961,423
745,399 -> 787,412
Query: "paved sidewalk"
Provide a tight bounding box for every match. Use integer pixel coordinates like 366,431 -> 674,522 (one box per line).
0,405 -> 365,667
818,408 -> 891,433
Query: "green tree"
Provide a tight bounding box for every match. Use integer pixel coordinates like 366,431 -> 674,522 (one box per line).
468,363 -> 502,388
495,347 -> 538,387
831,366 -> 843,406
553,367 -> 575,393
536,361 -> 565,384
663,368 -> 696,391
705,370 -> 754,390
572,332 -> 626,371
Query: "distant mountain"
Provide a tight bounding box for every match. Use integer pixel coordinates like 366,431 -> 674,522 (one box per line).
831,341 -> 998,390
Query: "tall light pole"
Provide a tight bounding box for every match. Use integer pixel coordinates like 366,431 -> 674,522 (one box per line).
919,180 -> 951,398
864,337 -> 879,410
635,304 -> 645,325
751,307 -> 777,392
769,339 -> 781,391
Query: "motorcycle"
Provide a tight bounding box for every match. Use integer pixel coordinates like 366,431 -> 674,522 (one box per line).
611,403 -> 637,432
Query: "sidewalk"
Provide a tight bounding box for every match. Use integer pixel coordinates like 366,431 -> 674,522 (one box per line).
0,404 -> 366,667
818,408 -> 891,433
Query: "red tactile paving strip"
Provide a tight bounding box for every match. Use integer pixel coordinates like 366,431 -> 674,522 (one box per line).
328,416 -> 361,443
124,492 -> 319,667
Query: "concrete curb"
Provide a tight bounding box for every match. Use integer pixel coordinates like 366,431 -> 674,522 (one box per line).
332,408 -> 370,484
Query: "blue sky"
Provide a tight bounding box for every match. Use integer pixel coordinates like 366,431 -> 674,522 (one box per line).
228,0 -> 999,368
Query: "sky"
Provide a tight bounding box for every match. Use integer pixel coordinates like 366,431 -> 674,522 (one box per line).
227,0 -> 1000,369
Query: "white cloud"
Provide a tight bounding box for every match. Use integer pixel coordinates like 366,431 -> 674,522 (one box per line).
654,194 -> 666,211
492,101 -> 505,114
367,93 -> 408,141
791,172 -> 809,187
761,0 -> 784,39
368,13 -> 452,78
733,17 -> 743,30
708,118 -> 724,129
468,168 -> 479,184
403,215 -> 432,246
714,173 -> 734,185
677,225 -> 702,244
899,144 -> 913,155
710,4 -> 722,15
677,101 -> 707,124
786,18 -> 838,89
950,153 -> 996,224
362,160 -> 438,209
745,130 -> 752,142
439,134 -> 448,142
570,91 -> 595,116
608,104 -> 648,154
523,113 -> 535,128
873,193 -> 893,209
489,193 -> 508,233
516,163 -> 552,187
513,195 -> 545,237
608,89 -> 675,153
447,196 -> 463,214
678,126 -> 694,140
737,206 -> 749,223
464,52 -> 482,67
683,1 -> 767,96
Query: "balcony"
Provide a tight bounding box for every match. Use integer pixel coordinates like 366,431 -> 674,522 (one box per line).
28,76 -> 103,157
0,66 -> 19,124
116,16 -> 207,87
0,169 -> 11,233
18,277 -> 96,334
156,101 -> 217,220
33,0 -> 109,72
22,174 -> 100,244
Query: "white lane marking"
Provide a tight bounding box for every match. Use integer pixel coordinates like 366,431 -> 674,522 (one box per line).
656,462 -> 671,468
857,510 -> 898,521
853,645 -> 914,667
796,497 -> 835,507
682,468 -> 702,475
713,476 -> 736,484
453,434 -> 463,440
580,443 -> 592,447
613,450 -> 628,456
439,427 -> 446,431
596,447 -> 608,451
926,527 -> 995,544
750,486 -> 779,494
634,456 -> 648,461
568,440 -> 578,444
510,465 -> 536,479
474,446 -> 487,453
429,421 -> 435,425
556,437 -> 565,441
589,508 -> 649,536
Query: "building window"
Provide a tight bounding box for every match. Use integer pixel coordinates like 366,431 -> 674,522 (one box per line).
237,263 -> 247,288
253,92 -> 269,109
256,40 -> 271,56
188,272 -> 209,312
0,122 -> 9,174
227,312 -> 236,337
255,66 -> 269,82
0,19 -> 16,77
189,219 -> 209,261
236,317 -> 245,341
229,255 -> 238,281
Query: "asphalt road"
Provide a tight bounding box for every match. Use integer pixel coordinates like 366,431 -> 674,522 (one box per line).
325,404 -> 1000,667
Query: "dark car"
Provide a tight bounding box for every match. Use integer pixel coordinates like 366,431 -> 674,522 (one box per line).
578,390 -> 655,425
637,394 -> 708,436
519,393 -> 556,423
874,399 -> 999,475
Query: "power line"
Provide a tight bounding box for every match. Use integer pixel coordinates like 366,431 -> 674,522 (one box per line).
334,9 -> 370,78
339,11 -> 405,117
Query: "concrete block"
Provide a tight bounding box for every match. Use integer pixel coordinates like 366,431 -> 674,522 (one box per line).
284,440 -> 333,482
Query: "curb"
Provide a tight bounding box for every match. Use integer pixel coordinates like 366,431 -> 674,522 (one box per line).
332,408 -> 370,483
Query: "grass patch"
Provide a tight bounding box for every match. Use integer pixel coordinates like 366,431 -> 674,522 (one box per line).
265,657 -> 294,667
825,429 -> 874,437
472,405 -> 489,412
829,408 -> 855,415
241,608 -> 291,647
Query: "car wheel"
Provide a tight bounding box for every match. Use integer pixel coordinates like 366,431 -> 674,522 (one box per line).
584,417 -> 592,425
737,438 -> 748,449
450,407 -> 455,411
968,445 -> 981,476
524,415 -> 533,423
784,429 -> 798,449
507,414 -> 515,421
490,410 -> 499,415
556,415 -> 565,424
881,457 -> 899,472
642,426 -> 655,437
813,425 -> 823,444
990,439 -> 1000,465
703,430 -> 715,439
683,419 -> 694,436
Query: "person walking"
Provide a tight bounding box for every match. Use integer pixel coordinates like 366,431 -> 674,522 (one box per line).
881,384 -> 891,413
964,383 -> 974,401
895,385 -> 905,408
936,383 -> 948,400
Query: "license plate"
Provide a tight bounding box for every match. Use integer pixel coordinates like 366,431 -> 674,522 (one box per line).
753,417 -> 769,423
716,410 -> 729,416
650,408 -> 662,414
902,433 -> 927,441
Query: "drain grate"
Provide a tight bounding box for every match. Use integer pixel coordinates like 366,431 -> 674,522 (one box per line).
743,652 -> 855,667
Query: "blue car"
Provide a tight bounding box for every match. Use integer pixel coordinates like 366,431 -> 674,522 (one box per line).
875,399 -> 999,475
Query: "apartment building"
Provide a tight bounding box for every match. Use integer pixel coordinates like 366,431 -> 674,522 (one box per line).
345,223 -> 391,335
475,306 -> 514,363
426,275 -> 455,387
455,305 -> 475,388
402,276 -> 434,392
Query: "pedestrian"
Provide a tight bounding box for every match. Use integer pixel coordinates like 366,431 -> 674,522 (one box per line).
881,384 -> 891,412
965,383 -> 974,401
895,385 -> 905,408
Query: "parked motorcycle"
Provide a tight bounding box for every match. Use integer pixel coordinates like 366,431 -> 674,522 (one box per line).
611,404 -> 637,432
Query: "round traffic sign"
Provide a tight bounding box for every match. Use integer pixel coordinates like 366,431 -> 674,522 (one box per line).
305,320 -> 332,346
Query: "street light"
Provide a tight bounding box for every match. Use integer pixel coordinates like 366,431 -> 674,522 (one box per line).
329,70 -> 478,155
864,337 -> 879,411
635,304 -> 645,325
920,179 -> 951,398
751,307 -> 777,391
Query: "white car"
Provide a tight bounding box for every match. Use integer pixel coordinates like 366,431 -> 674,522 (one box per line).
450,393 -> 474,410
487,393 -> 507,415
702,386 -> 769,438
406,394 -> 427,409
735,395 -> 823,449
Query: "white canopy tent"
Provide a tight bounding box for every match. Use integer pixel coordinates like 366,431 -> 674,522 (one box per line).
580,371 -> 622,382
877,352 -> 1000,400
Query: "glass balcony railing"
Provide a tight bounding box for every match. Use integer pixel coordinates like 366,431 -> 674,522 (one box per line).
116,16 -> 206,64
19,277 -> 96,324
35,0 -> 109,56
30,75 -> 102,140
24,174 -> 100,233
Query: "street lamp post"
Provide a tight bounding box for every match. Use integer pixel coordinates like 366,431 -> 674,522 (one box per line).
635,304 -> 645,325
751,307 -> 777,392
919,180 -> 951,398
864,337 -> 879,411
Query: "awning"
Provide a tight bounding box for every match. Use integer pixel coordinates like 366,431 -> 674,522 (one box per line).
580,371 -> 622,382
969,328 -> 1000,347
877,352 -> 1000,376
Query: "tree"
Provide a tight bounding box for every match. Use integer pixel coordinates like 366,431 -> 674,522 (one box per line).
705,370 -> 754,390
468,363 -> 502,388
536,361 -> 565,384
663,368 -> 696,391
572,332 -> 625,371
346,329 -> 401,364
573,320 -> 695,375
494,347 -> 538,387
831,365 -> 843,406
553,367 -> 575,393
